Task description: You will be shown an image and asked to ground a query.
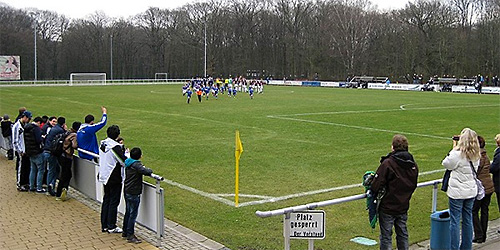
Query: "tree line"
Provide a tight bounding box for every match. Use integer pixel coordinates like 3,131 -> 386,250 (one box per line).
0,0 -> 499,82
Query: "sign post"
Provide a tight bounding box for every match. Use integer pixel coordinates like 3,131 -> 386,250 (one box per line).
283,210 -> 325,250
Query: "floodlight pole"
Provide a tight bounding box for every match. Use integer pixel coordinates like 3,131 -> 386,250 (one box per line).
29,12 -> 38,81
204,21 -> 207,78
110,34 -> 113,80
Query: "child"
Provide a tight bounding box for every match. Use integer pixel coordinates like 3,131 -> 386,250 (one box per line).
122,147 -> 154,243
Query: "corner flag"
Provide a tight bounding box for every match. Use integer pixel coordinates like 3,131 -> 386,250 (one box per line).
235,130 -> 243,207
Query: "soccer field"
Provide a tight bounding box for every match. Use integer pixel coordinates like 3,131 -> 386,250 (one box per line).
1,84 -> 499,249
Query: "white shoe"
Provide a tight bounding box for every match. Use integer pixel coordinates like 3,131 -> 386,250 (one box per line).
108,227 -> 123,233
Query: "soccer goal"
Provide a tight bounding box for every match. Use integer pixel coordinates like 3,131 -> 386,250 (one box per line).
155,73 -> 168,82
69,73 -> 106,85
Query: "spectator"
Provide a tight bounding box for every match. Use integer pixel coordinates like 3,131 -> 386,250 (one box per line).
442,128 -> 481,250
98,125 -> 127,234
44,117 -> 66,196
15,107 -> 26,122
55,121 -> 80,201
77,106 -> 107,161
490,134 -> 500,234
40,115 -> 48,129
122,147 -> 153,243
12,110 -> 31,191
41,116 -> 57,141
472,136 -> 495,243
24,117 -> 46,193
1,114 -> 14,160
370,134 -> 419,250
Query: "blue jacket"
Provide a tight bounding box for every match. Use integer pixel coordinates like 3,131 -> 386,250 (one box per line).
43,124 -> 64,152
77,114 -> 107,160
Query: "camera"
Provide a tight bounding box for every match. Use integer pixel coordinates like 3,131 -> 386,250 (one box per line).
452,135 -> 460,141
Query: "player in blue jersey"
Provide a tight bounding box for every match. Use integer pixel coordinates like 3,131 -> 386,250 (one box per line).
232,87 -> 237,98
211,85 -> 219,100
186,89 -> 193,104
249,86 -> 254,99
203,85 -> 210,100
182,82 -> 190,96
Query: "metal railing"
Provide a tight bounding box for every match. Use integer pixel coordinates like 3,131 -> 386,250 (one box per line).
75,148 -> 165,247
255,179 -> 442,250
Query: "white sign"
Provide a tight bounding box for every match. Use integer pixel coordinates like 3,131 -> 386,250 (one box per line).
289,211 -> 325,239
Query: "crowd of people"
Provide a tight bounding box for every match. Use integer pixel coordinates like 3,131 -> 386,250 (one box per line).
1,106 -> 158,244
369,130 -> 500,250
182,76 -> 265,103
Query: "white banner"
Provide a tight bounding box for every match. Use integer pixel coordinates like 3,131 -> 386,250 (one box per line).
0,56 -> 20,80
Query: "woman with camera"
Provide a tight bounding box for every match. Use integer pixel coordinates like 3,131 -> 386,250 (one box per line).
442,128 -> 481,250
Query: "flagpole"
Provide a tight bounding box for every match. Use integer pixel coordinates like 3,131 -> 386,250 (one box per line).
235,130 -> 243,207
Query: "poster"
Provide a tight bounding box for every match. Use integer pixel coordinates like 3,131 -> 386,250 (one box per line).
0,56 -> 21,80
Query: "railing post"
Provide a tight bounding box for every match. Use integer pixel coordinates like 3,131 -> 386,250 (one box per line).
284,212 -> 291,250
432,182 -> 438,213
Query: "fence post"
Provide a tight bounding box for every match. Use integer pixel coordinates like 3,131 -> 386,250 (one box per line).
156,178 -> 163,247
284,212 -> 291,250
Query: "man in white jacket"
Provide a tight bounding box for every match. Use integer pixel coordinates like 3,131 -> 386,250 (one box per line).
12,111 -> 32,191
98,125 -> 127,233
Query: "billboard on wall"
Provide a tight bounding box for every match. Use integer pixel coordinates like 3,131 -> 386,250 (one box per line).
0,56 -> 21,80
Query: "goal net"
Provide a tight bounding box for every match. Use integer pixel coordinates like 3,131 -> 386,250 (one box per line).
70,73 -> 106,85
155,73 -> 168,82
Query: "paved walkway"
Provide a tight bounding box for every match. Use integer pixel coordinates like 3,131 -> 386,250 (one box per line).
0,155 -> 228,250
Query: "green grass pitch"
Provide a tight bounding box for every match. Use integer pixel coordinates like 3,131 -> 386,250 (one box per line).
1,84 -> 499,249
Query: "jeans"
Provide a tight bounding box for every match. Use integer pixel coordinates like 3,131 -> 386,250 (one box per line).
449,197 -> 474,250
123,193 -> 141,237
56,156 -> 73,197
29,153 -> 45,190
43,151 -> 59,188
378,211 -> 409,250
101,182 -> 122,230
472,193 -> 492,241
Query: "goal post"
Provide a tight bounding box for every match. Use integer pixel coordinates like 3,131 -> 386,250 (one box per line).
70,73 -> 106,85
155,73 -> 168,82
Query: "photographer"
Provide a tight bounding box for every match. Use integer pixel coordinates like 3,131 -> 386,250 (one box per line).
442,128 -> 481,249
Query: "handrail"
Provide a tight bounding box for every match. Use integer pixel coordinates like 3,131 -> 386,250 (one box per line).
256,179 -> 442,218
76,148 -> 163,181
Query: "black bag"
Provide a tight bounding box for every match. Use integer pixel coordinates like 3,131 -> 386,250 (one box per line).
441,170 -> 451,192
49,131 -> 70,157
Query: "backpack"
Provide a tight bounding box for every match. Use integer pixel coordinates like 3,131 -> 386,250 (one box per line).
49,131 -> 70,157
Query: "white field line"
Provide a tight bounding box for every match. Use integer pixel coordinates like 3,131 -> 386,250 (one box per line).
268,115 -> 450,140
162,169 -> 444,207
269,104 -> 499,117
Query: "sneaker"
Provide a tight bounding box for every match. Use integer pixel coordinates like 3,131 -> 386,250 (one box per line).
17,186 -> 29,192
127,235 -> 142,244
101,228 -> 108,233
122,232 -> 128,238
61,188 -> 67,201
55,197 -> 62,201
36,188 -> 47,193
108,227 -> 123,233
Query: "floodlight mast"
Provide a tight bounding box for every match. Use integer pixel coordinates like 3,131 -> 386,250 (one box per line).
29,11 -> 39,81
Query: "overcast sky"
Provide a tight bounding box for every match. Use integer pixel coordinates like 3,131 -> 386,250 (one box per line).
5,0 -> 410,19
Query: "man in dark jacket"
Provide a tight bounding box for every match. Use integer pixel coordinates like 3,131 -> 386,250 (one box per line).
122,147 -> 153,243
1,114 -> 13,160
43,117 -> 65,196
490,134 -> 500,234
370,134 -> 419,250
24,117 -> 46,193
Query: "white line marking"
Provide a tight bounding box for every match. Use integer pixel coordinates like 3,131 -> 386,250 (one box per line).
269,104 -> 499,117
215,194 -> 276,199
269,115 -> 450,140
162,179 -> 235,206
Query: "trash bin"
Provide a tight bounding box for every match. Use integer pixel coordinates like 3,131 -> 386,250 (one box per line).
430,209 -> 450,250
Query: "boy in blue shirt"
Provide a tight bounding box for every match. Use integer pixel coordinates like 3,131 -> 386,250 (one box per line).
77,106 -> 107,161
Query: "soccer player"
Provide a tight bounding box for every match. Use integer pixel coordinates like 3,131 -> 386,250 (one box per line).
186,88 -> 193,104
